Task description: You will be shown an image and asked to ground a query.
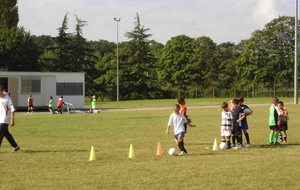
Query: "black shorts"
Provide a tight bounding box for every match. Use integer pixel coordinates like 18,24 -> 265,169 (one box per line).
270,125 -> 280,131
231,125 -> 242,135
279,123 -> 288,131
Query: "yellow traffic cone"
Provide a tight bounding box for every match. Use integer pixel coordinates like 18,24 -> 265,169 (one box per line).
212,138 -> 218,151
156,142 -> 163,155
129,144 -> 134,158
89,146 -> 96,161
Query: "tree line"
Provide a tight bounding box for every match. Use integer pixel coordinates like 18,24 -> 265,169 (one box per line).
0,1 -> 298,100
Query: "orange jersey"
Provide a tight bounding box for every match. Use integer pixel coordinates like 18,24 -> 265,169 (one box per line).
57,98 -> 64,107
179,105 -> 187,117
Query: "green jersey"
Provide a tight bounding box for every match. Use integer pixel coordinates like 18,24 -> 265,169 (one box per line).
92,98 -> 97,106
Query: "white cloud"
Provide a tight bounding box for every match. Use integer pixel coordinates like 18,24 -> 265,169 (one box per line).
17,0 -> 296,44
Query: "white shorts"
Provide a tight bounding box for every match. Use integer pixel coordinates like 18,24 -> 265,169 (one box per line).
92,105 -> 96,109
221,126 -> 231,137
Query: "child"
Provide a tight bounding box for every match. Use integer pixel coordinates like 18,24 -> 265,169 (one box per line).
91,95 -> 97,111
231,99 -> 245,148
47,96 -> 54,113
178,97 -> 190,133
57,96 -> 64,114
27,95 -> 34,113
277,101 -> 289,144
166,104 -> 196,156
236,96 -> 252,147
269,98 -> 282,145
221,102 -> 232,149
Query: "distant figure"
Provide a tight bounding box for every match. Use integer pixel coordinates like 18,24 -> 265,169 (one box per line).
47,96 -> 54,113
91,95 -> 97,111
278,101 -> 289,144
57,96 -> 64,114
27,95 -> 34,113
220,102 -> 232,149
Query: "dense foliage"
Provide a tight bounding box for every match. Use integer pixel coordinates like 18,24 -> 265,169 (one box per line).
0,1 -> 299,100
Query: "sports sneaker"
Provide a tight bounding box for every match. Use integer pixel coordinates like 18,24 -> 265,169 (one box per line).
231,144 -> 236,147
238,144 -> 243,148
282,141 -> 287,144
178,151 -> 187,156
269,142 -> 274,145
13,146 -> 20,152
246,143 -> 251,147
274,142 -> 281,145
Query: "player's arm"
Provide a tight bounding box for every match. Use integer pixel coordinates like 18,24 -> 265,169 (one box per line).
186,122 -> 196,127
237,115 -> 245,123
166,125 -> 171,134
10,111 -> 15,126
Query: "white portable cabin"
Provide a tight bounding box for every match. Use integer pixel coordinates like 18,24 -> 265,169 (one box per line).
0,71 -> 85,109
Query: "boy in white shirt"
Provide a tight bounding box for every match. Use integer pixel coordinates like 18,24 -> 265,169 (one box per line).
166,104 -> 196,156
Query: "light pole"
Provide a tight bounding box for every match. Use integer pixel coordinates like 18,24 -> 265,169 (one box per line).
114,18 -> 121,101
295,0 -> 298,104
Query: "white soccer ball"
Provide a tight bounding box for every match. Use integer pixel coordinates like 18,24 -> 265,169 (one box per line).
168,148 -> 177,156
187,116 -> 192,123
243,108 -> 251,114
219,142 -> 228,149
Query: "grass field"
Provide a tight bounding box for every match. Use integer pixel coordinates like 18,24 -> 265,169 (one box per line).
1,98 -> 300,189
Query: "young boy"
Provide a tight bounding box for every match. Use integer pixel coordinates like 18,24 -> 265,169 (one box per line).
91,95 -> 97,111
269,98 -> 282,145
57,96 -> 64,114
178,97 -> 190,133
236,96 -> 252,147
231,99 -> 245,148
221,102 -> 232,149
27,95 -> 34,113
277,101 -> 289,144
47,96 -> 54,113
166,104 -> 196,156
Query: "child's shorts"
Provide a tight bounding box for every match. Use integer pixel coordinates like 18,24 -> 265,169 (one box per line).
279,123 -> 288,131
241,122 -> 249,130
175,132 -> 185,139
221,129 -> 231,137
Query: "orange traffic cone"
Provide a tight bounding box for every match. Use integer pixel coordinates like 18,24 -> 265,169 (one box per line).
156,142 -> 163,155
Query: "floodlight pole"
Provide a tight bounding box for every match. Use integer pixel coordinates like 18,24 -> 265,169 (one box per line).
114,18 -> 121,101
295,0 -> 299,104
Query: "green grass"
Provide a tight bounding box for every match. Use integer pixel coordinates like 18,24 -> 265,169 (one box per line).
85,97 -> 297,108
1,99 -> 300,189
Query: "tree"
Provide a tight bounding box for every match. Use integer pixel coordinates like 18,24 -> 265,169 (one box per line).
0,0 -> 19,30
157,34 -> 194,96
118,13 -> 159,100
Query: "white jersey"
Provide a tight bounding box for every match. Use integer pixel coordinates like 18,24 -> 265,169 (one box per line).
221,111 -> 232,130
0,97 -> 12,124
168,112 -> 187,135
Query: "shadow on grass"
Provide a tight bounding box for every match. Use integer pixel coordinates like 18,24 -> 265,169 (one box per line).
22,149 -> 88,153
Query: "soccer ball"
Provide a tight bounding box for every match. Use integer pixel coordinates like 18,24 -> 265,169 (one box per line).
168,148 -> 177,156
243,108 -> 251,114
219,142 -> 228,149
187,116 -> 192,123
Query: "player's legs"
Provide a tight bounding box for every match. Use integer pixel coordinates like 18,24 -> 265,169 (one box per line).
0,123 -> 8,147
176,133 -> 186,155
4,127 -> 18,148
241,123 -> 251,146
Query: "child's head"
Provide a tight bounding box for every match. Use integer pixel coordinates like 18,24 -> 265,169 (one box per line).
50,96 -> 53,99
272,97 -> 279,105
221,102 -> 228,111
236,96 -> 244,104
173,104 -> 180,113
29,95 -> 32,98
278,101 -> 284,110
178,97 -> 185,105
231,99 -> 240,109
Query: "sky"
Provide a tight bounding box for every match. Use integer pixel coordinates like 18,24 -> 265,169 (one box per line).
18,0 -> 296,45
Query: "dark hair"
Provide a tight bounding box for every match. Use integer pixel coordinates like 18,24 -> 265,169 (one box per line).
50,96 -> 53,99
178,97 -> 185,104
272,97 -> 279,104
278,101 -> 284,106
236,96 -> 244,103
221,102 -> 228,108
0,85 -> 4,91
232,99 -> 240,105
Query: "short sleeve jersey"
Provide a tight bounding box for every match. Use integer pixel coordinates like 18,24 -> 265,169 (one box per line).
28,98 -> 33,106
221,110 -> 233,129
279,108 -> 288,125
0,97 -> 12,124
232,106 -> 243,127
179,105 -> 187,117
240,104 -> 250,123
57,98 -> 64,107
92,98 -> 97,106
168,112 -> 187,135
269,105 -> 281,126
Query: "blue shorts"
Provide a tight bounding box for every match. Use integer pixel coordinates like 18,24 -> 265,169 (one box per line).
241,122 -> 249,130
175,132 -> 185,139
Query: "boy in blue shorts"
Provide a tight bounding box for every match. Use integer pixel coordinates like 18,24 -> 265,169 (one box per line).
236,96 -> 252,147
166,104 -> 196,156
